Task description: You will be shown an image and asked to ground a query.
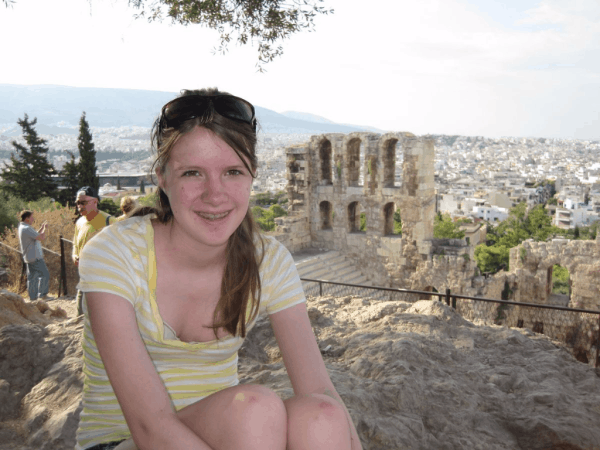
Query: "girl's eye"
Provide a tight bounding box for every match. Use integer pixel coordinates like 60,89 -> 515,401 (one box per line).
182,170 -> 200,177
227,169 -> 243,176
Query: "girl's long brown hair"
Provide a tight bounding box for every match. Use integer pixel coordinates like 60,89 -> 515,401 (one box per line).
133,88 -> 263,339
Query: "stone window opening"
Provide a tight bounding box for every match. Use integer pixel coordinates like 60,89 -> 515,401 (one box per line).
319,139 -> 333,185
548,264 -> 571,303
346,138 -> 363,187
383,139 -> 398,188
348,201 -> 366,233
384,202 -> 401,236
319,201 -> 333,230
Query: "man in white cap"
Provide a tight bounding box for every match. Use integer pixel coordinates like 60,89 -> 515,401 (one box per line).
72,186 -> 115,314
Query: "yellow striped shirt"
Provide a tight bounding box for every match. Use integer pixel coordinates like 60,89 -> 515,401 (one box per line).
75,215 -> 306,449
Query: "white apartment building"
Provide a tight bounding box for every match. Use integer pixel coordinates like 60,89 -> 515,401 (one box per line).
473,205 -> 509,222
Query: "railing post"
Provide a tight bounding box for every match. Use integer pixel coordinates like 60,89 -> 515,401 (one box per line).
319,281 -> 323,297
445,288 -> 451,306
60,235 -> 68,297
452,295 -> 457,309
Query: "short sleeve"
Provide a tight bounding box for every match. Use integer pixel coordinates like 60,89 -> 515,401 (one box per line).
260,237 -> 306,315
20,226 -> 38,239
77,226 -> 137,307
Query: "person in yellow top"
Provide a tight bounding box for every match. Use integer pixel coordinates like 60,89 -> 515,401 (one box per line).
72,186 -> 115,314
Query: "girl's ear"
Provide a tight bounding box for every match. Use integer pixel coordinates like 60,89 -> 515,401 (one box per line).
156,167 -> 166,190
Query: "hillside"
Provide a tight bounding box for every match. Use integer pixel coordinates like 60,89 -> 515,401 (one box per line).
1,289 -> 600,449
0,84 -> 377,135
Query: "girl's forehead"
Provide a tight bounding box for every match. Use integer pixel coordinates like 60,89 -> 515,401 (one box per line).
168,132 -> 250,168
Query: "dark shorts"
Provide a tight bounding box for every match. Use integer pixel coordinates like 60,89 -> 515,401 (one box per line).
85,440 -> 126,450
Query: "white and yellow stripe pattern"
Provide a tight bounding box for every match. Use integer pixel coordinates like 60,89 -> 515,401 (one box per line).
75,215 -> 306,449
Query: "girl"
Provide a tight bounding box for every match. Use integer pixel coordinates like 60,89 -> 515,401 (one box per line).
75,88 -> 362,450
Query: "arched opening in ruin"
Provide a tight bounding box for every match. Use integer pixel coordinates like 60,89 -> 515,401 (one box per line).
346,138 -> 364,187
548,264 -> 571,305
382,138 -> 398,188
319,139 -> 333,185
367,156 -> 378,191
419,286 -> 438,300
383,202 -> 402,236
348,201 -> 366,233
319,201 -> 333,230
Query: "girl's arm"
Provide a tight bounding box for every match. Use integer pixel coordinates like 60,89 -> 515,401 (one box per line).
269,302 -> 363,450
86,292 -> 214,450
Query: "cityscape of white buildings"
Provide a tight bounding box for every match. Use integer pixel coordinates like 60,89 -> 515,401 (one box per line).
1,128 -> 600,229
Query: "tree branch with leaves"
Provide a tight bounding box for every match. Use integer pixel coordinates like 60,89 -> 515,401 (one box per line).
127,0 -> 333,69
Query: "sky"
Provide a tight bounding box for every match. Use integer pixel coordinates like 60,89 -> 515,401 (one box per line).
0,0 -> 599,140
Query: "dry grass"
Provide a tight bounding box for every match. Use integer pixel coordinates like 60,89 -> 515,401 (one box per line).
0,206 -> 79,297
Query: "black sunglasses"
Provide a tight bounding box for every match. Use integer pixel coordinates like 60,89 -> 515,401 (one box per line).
158,94 -> 257,133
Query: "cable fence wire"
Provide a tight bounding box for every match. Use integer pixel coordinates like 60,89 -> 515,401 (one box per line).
301,278 -> 600,367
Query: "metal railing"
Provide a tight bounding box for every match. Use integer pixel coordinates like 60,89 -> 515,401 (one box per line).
301,278 -> 600,368
0,236 -> 75,297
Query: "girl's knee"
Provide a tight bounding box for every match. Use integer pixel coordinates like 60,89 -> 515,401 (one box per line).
228,385 -> 287,441
285,393 -> 351,448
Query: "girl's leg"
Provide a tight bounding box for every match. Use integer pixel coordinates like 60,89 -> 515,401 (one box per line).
284,393 -> 352,450
176,384 -> 287,450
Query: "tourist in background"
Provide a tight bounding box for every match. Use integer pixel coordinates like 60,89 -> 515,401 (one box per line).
116,196 -> 137,221
72,186 -> 115,314
18,210 -> 52,301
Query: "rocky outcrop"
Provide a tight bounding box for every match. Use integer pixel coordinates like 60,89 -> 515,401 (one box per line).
2,290 -> 600,449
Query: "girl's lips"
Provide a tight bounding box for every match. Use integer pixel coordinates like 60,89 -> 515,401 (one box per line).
195,211 -> 231,221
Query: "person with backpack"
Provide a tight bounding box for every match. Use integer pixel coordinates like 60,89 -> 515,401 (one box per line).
72,186 -> 115,314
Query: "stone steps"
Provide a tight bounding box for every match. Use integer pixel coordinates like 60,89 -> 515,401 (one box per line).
292,249 -> 372,297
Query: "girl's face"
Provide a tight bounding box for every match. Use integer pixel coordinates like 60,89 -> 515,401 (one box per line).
158,126 -> 254,251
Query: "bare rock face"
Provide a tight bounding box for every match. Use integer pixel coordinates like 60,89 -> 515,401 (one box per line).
240,297 -> 600,450
0,290 -> 83,450
2,289 -> 600,450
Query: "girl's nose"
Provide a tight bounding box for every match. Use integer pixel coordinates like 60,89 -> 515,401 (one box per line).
201,176 -> 227,204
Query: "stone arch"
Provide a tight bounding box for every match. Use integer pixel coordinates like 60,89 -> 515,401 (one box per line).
346,138 -> 363,187
319,201 -> 333,230
319,139 -> 333,185
382,138 -> 398,188
348,201 -> 365,233
383,202 -> 401,236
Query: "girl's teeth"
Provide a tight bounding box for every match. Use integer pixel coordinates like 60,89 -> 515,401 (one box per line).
198,212 -> 229,220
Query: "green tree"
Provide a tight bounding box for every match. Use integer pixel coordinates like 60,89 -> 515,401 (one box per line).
0,114 -> 57,202
434,213 -> 465,239
128,0 -> 333,69
359,212 -> 366,231
552,265 -> 570,294
474,244 -> 510,273
251,204 -> 287,231
99,198 -> 120,216
393,209 -> 402,235
58,152 -> 81,206
77,112 -> 99,193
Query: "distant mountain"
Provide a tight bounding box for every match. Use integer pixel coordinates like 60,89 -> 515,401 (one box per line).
0,84 -> 378,135
281,111 -> 387,134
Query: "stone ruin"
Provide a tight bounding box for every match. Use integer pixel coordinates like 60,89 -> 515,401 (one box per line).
272,131 -> 479,293
271,132 -> 600,364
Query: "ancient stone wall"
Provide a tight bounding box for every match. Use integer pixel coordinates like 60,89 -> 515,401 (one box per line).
274,132 -> 480,291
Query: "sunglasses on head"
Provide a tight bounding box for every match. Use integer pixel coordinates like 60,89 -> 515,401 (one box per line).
157,93 -> 257,134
